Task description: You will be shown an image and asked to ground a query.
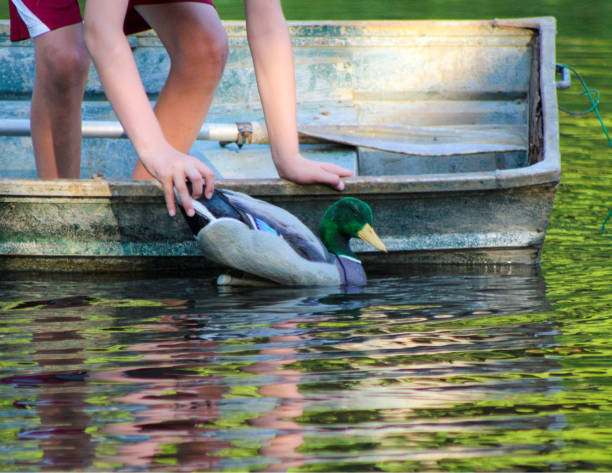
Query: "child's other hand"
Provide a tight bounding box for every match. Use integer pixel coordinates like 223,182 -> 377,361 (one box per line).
140,146 -> 215,217
274,154 -> 354,191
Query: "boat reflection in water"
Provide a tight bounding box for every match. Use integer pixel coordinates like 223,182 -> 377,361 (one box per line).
0,269 -> 562,471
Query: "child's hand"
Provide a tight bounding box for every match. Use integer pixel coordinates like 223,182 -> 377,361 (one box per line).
273,154 -> 354,191
140,146 -> 215,217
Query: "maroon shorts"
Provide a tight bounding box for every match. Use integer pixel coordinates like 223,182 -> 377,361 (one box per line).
9,0 -> 215,42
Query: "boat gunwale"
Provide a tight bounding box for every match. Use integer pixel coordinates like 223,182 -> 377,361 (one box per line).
0,166 -> 560,199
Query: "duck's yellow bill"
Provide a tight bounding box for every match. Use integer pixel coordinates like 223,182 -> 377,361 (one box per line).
357,223 -> 387,252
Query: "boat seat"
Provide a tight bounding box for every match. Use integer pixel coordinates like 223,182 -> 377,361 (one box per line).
299,123 -> 529,176
298,123 -> 527,156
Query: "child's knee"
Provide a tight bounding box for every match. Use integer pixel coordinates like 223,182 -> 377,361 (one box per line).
176,25 -> 228,76
39,43 -> 90,89
205,30 -> 229,70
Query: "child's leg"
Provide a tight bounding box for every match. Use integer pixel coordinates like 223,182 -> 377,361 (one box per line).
10,0 -> 91,179
131,2 -> 228,179
32,23 -> 90,178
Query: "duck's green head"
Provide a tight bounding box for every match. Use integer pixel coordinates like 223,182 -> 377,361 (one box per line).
319,197 -> 387,259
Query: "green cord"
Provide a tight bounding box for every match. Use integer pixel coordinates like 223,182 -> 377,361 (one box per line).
557,64 -> 611,233
557,63 -> 612,148
603,209 -> 612,233
601,209 -> 612,232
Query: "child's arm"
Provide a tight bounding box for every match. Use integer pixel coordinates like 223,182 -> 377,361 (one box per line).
244,0 -> 354,190
83,0 -> 214,217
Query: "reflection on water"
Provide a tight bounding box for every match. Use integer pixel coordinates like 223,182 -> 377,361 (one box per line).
0,271 -> 592,472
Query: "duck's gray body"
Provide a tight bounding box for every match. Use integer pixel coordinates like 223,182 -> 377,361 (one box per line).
182,189 -> 366,286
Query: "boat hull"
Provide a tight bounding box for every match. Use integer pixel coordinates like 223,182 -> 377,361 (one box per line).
0,177 -> 557,272
0,18 -> 561,272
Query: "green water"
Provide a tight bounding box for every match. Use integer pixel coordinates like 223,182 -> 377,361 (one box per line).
1,1 -> 611,471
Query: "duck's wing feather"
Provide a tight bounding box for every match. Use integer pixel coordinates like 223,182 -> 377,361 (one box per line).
197,218 -> 341,286
219,189 -> 332,263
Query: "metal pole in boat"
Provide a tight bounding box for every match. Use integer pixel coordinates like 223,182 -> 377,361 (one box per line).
0,118 -> 270,145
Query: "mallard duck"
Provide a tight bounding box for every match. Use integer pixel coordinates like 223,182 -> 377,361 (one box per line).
177,189 -> 386,286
